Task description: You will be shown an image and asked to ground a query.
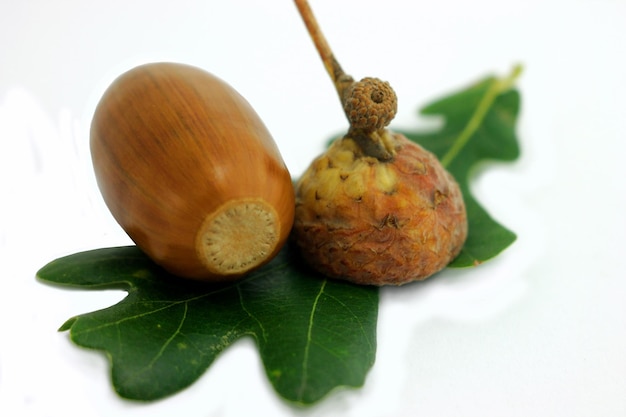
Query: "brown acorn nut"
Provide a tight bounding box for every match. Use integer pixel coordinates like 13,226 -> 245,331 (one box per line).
90,62 -> 295,281
293,0 -> 467,285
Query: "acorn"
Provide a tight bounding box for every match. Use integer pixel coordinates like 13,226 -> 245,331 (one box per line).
293,0 -> 468,285
90,62 -> 295,281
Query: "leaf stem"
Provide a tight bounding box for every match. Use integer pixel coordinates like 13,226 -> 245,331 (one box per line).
440,64 -> 523,168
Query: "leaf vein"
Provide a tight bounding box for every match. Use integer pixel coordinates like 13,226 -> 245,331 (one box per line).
237,285 -> 268,343
146,301 -> 189,369
71,285 -> 236,335
323,292 -> 375,353
297,279 -> 327,401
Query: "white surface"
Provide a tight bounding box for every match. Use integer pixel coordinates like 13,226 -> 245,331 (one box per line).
1,0 -> 625,416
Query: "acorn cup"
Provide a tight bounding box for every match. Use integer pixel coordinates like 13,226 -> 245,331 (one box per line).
90,62 -> 295,281
292,0 -> 468,285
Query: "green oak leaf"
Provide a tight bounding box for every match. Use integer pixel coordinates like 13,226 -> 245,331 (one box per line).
401,65 -> 523,266
36,246 -> 378,405
36,66 -> 522,407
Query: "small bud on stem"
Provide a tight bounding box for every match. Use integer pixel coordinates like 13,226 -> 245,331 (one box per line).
294,0 -> 398,160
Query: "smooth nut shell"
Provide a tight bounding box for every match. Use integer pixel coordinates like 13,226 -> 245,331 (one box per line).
90,62 -> 294,281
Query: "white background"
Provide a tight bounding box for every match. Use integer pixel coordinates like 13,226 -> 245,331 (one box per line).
1,0 -> 625,416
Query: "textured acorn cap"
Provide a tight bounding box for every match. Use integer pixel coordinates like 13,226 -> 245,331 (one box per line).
343,78 -> 398,131
293,133 -> 467,286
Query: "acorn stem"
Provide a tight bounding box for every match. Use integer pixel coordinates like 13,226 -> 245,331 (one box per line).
348,129 -> 395,161
293,0 -> 353,99
294,0 -> 398,162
